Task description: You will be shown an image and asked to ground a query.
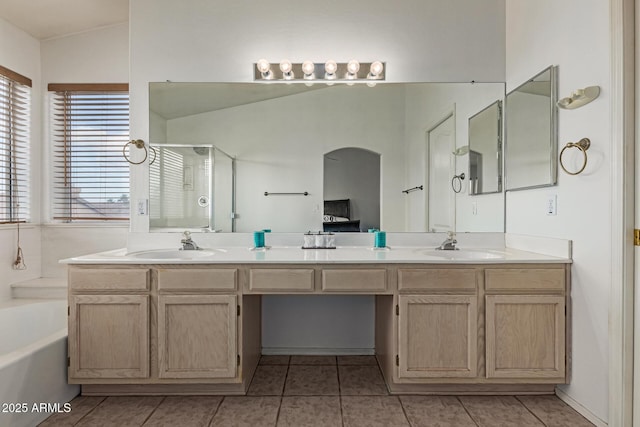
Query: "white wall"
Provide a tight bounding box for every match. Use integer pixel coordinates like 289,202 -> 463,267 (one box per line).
39,24 -> 130,278
505,0 -> 610,422
0,18 -> 42,301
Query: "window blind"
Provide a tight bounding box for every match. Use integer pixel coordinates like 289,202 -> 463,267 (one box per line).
0,65 -> 31,224
49,84 -> 130,221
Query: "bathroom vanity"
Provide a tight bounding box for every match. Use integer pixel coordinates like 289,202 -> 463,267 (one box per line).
63,244 -> 571,396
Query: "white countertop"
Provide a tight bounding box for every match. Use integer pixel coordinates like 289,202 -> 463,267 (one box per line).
60,245 -> 571,265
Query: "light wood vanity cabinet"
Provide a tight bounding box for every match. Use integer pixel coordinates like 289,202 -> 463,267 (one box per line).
484,268 -> 567,381
390,265 -> 569,387
68,262 -> 569,395
396,268 -> 478,380
157,268 -> 239,380
68,268 -> 151,381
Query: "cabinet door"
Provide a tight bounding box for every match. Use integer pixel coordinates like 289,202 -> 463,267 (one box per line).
69,295 -> 149,379
398,295 -> 477,379
486,295 -> 565,380
158,294 -> 237,379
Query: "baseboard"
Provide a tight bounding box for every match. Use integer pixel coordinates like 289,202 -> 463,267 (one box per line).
261,347 -> 375,356
555,388 -> 607,427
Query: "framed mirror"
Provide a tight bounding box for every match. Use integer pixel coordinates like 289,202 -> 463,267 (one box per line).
504,66 -> 557,191
468,100 -> 502,195
149,82 -> 505,233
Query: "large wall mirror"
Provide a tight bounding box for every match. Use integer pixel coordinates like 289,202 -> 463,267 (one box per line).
149,82 -> 505,233
505,66 -> 557,191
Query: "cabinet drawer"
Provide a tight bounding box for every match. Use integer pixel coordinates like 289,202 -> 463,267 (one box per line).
398,268 -> 476,292
322,269 -> 387,292
485,269 -> 565,293
249,269 -> 314,292
69,268 -> 150,291
158,268 -> 237,292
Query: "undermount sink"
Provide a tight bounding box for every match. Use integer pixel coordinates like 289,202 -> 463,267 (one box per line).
417,249 -> 506,260
127,249 -> 221,260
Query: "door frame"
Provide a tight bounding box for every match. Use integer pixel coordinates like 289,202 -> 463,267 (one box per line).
612,0 -> 635,425
425,107 -> 456,232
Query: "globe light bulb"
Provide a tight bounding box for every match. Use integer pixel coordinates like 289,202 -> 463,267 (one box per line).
369,61 -> 384,77
302,61 -> 315,76
324,60 -> 338,77
279,60 -> 292,74
347,60 -> 360,75
256,59 -> 270,74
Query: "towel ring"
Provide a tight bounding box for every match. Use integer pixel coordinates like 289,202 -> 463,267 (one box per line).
123,139 -> 157,165
559,138 -> 590,175
451,173 -> 465,193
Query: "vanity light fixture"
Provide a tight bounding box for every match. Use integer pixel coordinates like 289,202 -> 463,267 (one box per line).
253,60 -> 386,83
557,86 -> 600,109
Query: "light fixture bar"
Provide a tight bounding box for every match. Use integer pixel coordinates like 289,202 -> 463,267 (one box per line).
253,61 -> 385,82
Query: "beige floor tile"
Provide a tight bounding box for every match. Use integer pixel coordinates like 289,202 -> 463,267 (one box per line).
400,396 -> 476,427
277,396 -> 342,427
210,396 -> 280,427
75,396 -> 164,427
142,396 -> 221,426
284,365 -> 339,395
517,395 -> 595,426
459,395 -> 544,427
259,355 -> 291,365
38,396 -> 106,427
337,355 -> 378,366
248,365 -> 288,395
339,365 -> 388,395
290,355 -> 337,365
342,396 -> 410,427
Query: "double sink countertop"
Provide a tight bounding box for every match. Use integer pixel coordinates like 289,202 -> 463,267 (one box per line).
60,245 -> 571,265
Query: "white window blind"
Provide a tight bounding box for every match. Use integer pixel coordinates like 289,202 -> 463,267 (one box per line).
49,84 -> 130,222
0,65 -> 31,224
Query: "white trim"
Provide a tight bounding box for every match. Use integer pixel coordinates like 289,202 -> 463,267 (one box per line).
610,0 -> 635,426
556,388 -> 608,427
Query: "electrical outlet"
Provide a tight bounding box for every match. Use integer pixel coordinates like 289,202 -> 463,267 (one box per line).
546,194 -> 557,216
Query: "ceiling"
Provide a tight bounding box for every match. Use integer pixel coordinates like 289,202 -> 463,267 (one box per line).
150,83 -> 328,120
0,0 -> 128,40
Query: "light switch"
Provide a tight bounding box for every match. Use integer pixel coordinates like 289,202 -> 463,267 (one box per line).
546,194 -> 557,216
137,199 -> 148,215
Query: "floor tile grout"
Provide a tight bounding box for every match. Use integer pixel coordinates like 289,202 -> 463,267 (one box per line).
207,395 -> 224,427
273,363 -> 291,427
515,395 -> 549,427
140,396 -> 166,426
72,396 -> 106,426
456,395 -> 481,427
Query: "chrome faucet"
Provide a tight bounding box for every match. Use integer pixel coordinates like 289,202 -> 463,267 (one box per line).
437,231 -> 458,251
180,231 -> 200,250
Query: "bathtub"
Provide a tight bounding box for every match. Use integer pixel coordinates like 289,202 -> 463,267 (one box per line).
0,299 -> 79,427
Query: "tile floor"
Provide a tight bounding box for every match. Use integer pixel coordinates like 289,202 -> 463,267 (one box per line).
39,355 -> 595,426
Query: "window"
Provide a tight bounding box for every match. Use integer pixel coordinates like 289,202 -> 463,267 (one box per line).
0,65 -> 31,224
49,84 -> 130,222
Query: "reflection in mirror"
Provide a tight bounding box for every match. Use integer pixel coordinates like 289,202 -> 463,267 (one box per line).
149,144 -> 234,232
468,100 -> 502,195
323,148 -> 380,232
149,82 -> 505,232
505,66 -> 557,190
